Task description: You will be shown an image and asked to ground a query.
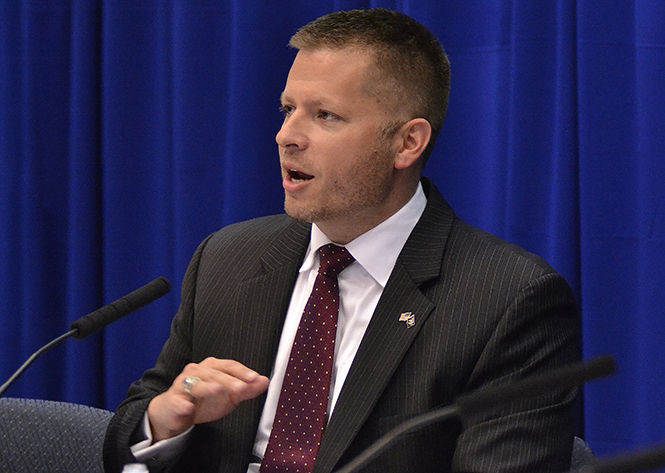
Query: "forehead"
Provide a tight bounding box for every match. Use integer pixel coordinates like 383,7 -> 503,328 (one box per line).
282,47 -> 378,102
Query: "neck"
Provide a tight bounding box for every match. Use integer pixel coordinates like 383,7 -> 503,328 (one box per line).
317,180 -> 420,244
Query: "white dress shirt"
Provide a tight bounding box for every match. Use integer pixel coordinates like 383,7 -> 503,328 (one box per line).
134,183 -> 427,471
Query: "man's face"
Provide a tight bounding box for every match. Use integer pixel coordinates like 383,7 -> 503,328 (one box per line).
277,47 -> 403,242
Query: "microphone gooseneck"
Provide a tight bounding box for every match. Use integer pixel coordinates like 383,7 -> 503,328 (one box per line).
333,355 -> 617,473
0,277 -> 171,397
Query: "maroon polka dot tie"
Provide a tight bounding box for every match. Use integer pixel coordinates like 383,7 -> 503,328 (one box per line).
260,244 -> 355,473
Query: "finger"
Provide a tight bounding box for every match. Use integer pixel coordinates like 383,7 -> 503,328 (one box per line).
182,359 -> 269,400
191,368 -> 268,403
164,393 -> 196,418
170,367 -> 261,405
182,375 -> 201,398
199,358 -> 268,383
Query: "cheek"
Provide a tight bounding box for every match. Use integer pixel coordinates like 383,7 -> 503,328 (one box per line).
314,140 -> 358,176
314,128 -> 389,182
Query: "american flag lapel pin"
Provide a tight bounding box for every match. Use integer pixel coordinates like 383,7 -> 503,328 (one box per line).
399,312 -> 415,328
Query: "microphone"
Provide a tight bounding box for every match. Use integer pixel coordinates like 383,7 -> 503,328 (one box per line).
333,355 -> 617,473
70,276 -> 171,338
0,277 -> 171,396
586,443 -> 665,473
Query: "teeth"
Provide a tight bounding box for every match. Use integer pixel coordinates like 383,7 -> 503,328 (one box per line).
288,169 -> 312,182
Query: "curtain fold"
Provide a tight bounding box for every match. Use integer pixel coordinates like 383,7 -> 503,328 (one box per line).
1,0 -> 663,458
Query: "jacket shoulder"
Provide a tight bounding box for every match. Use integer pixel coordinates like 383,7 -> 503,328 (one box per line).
202,214 -> 307,254
188,214 -> 309,284
447,217 -> 558,280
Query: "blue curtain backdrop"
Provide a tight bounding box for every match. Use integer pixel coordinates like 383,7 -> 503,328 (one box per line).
1,0 -> 663,461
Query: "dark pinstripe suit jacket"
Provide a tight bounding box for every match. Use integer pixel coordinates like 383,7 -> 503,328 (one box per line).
104,179 -> 580,473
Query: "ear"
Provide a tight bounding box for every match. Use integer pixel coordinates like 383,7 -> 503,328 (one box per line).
393,118 -> 432,170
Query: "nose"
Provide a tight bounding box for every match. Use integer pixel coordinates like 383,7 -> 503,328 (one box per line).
276,112 -> 308,151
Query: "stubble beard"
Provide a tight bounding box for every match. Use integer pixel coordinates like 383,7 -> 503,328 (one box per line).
283,142 -> 395,227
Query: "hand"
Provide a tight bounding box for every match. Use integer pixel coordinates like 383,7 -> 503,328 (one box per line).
147,358 -> 270,441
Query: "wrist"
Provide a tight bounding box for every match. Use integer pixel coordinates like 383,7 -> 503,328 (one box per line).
147,396 -> 191,442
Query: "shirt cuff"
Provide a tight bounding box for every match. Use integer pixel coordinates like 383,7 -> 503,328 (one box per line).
130,411 -> 193,464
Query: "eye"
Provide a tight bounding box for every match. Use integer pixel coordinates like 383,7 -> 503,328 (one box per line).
317,109 -> 340,122
279,104 -> 294,118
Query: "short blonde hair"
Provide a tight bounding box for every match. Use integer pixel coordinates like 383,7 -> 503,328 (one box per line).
290,8 -> 451,163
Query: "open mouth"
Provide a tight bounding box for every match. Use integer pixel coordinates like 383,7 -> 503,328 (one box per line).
288,169 -> 314,183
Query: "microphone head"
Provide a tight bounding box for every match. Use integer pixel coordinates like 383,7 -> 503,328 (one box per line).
456,355 -> 617,415
70,277 -> 171,339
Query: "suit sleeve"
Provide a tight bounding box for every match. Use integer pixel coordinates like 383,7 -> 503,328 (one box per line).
452,271 -> 581,473
103,234 -> 212,473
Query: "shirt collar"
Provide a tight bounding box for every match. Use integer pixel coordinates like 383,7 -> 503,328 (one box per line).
301,182 -> 427,287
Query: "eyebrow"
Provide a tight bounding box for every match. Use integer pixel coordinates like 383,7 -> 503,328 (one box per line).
279,92 -> 333,110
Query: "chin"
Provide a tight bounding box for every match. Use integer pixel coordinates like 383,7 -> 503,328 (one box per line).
285,200 -> 334,225
284,202 -> 314,223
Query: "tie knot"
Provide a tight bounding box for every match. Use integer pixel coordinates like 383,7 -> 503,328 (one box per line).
317,244 -> 354,276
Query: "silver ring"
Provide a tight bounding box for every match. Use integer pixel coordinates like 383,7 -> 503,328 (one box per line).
183,376 -> 200,396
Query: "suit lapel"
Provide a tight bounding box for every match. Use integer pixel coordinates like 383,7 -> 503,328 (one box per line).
234,218 -> 311,375
218,218 -> 311,470
313,180 -> 456,473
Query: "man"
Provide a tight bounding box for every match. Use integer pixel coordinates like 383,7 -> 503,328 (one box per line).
104,8 -> 580,473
